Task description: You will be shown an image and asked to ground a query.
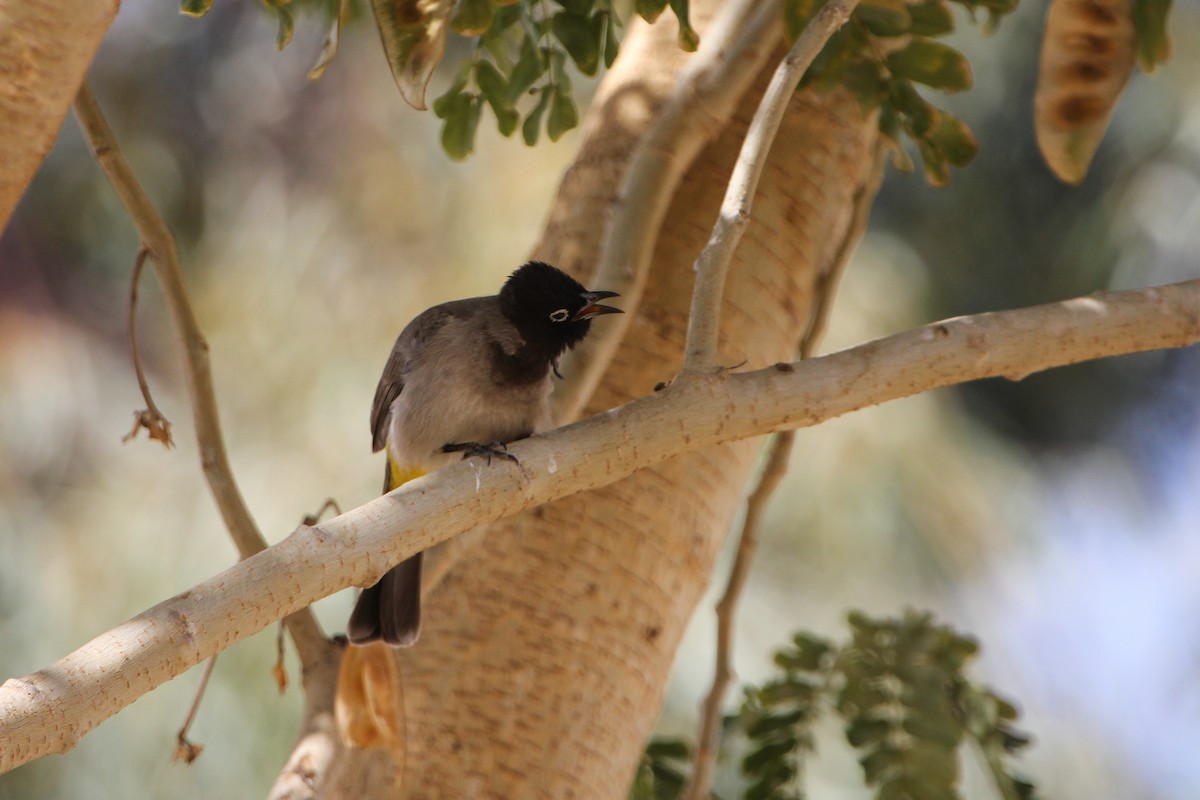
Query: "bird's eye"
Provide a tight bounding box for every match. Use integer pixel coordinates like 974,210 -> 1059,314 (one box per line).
548,308 -> 570,322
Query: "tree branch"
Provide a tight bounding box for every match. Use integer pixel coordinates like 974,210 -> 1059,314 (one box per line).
3,279 -> 1198,771
683,0 -> 862,373
552,0 -> 784,420
71,84 -> 331,669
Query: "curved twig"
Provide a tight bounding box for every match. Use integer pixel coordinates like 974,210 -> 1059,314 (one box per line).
121,246 -> 174,447
71,83 -> 331,669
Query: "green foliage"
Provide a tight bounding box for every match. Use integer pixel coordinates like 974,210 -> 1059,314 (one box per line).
191,0 -> 1025,169
186,0 -> 694,159
784,0 -> 1016,185
630,737 -> 692,800
629,611 -> 1037,800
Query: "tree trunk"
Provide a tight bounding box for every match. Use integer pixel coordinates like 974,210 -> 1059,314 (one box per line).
328,4 -> 883,797
0,0 -> 117,232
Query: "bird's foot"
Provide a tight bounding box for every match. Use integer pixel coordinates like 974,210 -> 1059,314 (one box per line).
442,441 -> 520,466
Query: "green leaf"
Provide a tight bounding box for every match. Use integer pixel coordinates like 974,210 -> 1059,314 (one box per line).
549,48 -> 573,93
179,0 -> 213,17
371,0 -> 455,110
886,39 -> 973,91
432,69 -> 471,117
1134,0 -> 1173,72
908,0 -> 955,36
552,11 -> 602,76
924,111 -> 978,167
274,4 -> 295,50
741,737 -> 799,773
476,60 -> 510,107
629,757 -> 656,800
746,708 -> 810,738
483,2 -> 522,38
546,87 -> 579,141
669,0 -> 699,50
813,25 -> 871,91
784,0 -> 824,41
840,58 -> 889,109
758,677 -> 818,706
477,61 -> 519,137
855,0 -> 912,36
903,711 -> 964,749
743,763 -> 798,800
789,633 -> 835,670
845,716 -> 891,747
452,0 -> 495,35
507,38 -> 547,102
440,93 -> 483,160
859,745 -> 903,784
648,761 -> 687,790
557,0 -> 593,14
634,0 -> 668,23
890,80 -> 935,137
522,85 -> 553,145
645,737 -> 691,760
602,12 -> 620,68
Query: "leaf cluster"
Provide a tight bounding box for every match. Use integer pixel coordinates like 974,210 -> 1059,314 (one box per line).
630,737 -> 694,800
630,610 -> 1037,800
784,0 -> 1016,184
430,0 -> 694,158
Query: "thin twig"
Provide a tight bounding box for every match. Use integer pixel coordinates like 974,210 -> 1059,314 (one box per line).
301,498 -> 342,527
121,246 -> 174,448
71,83 -> 330,669
682,0 -> 862,374
173,654 -> 218,765
683,430 -> 795,800
552,0 -> 785,421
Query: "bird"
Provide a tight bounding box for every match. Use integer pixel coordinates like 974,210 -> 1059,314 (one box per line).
346,260 -> 622,646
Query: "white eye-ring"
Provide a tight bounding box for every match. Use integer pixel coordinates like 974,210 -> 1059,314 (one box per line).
549,308 -> 570,322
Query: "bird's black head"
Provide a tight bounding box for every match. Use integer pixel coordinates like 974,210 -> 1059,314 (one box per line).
499,261 -> 622,356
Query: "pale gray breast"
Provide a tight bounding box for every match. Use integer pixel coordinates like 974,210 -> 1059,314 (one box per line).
386,297 -> 553,471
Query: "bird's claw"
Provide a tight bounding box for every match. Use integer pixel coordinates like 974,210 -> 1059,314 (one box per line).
442,441 -> 519,466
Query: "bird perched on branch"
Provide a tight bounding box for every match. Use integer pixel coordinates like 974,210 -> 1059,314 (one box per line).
347,260 -> 622,646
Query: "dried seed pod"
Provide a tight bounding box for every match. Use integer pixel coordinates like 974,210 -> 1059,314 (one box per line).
1034,0 -> 1136,184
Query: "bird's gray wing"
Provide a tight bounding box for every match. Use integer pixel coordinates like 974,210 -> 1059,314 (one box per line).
369,304 -> 460,453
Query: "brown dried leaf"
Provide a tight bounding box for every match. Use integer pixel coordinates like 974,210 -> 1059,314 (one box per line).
371,0 -> 456,110
1034,0 -> 1136,184
122,409 -> 174,449
334,643 -> 405,751
173,735 -> 204,764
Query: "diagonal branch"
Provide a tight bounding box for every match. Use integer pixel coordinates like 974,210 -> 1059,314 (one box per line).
2,278 -> 1199,772
552,0 -> 785,421
683,0 -> 862,373
70,83 -> 331,669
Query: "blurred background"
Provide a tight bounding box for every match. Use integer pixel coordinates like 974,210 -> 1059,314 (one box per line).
2,0 -> 1199,797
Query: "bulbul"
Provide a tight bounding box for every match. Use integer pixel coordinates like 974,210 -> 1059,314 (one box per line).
346,261 -> 622,646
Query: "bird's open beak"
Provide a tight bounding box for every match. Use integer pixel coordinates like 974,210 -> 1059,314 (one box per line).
575,290 -> 623,320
